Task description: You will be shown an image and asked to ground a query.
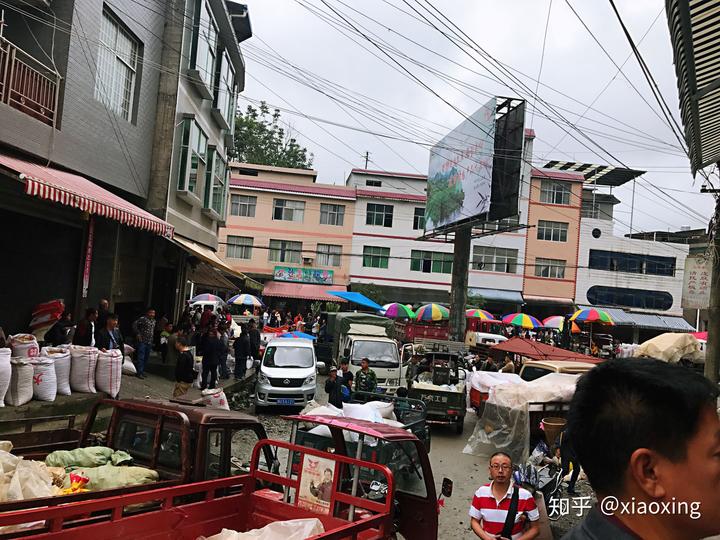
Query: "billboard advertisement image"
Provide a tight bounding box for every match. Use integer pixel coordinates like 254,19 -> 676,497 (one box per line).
425,97 -> 496,232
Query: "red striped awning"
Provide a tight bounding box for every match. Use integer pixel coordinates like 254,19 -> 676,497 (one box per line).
0,152 -> 174,238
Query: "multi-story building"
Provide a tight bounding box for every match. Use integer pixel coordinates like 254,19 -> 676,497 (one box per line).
0,0 -> 250,333
219,163 -> 356,310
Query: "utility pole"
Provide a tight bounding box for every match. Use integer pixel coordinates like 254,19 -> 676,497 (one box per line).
363,151 -> 370,169
449,225 -> 472,342
702,184 -> 719,383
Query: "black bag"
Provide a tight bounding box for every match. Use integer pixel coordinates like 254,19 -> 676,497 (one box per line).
500,485 -> 520,539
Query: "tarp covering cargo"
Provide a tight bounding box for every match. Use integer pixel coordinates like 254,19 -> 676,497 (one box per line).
633,333 -> 703,363
467,371 -> 523,393
491,337 -> 601,364
464,373 -> 580,463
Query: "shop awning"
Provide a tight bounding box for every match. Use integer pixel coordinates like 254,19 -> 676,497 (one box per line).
188,262 -> 238,290
328,291 -> 383,310
0,152 -> 173,237
468,287 -> 524,305
262,281 -> 347,301
578,305 -> 695,332
173,235 -> 258,286
524,295 -> 575,306
492,337 -> 602,364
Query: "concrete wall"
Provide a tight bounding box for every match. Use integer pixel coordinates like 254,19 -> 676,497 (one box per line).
0,0 -> 164,199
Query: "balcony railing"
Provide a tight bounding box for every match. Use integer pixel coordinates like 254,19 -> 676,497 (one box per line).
0,36 -> 60,127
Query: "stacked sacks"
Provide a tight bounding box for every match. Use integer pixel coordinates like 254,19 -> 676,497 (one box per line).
95,349 -> 122,398
9,335 -> 39,359
30,358 -> 57,402
41,347 -> 71,396
5,359 -> 33,407
0,350 -> 10,406
69,346 -> 98,393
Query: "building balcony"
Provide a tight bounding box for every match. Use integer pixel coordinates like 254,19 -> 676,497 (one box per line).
0,36 -> 60,127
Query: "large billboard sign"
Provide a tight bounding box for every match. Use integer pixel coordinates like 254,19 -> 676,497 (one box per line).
425,98 -> 496,232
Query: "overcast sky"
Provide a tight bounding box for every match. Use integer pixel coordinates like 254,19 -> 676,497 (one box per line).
240,0 -> 714,235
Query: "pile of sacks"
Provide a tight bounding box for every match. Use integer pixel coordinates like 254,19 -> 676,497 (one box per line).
411,371 -> 464,393
0,341 -> 124,407
300,400 -> 405,444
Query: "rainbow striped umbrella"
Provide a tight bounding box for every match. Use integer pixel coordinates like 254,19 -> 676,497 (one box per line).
227,293 -> 264,307
569,308 -> 613,325
191,293 -> 223,303
542,315 -> 566,330
466,308 -> 497,321
381,302 -> 416,319
502,313 -> 543,329
416,304 -> 450,321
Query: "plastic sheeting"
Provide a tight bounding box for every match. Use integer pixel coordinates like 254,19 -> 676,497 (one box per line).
634,333 -> 702,363
202,518 -> 325,540
463,374 -> 579,463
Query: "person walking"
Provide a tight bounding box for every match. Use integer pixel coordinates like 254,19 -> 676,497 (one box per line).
44,311 -> 73,346
95,313 -> 124,352
217,322 -> 230,379
233,324 -> 251,380
354,358 -> 377,393
262,310 -> 270,327
72,308 -> 98,347
405,353 -> 421,389
248,319 -> 261,360
173,336 -> 196,398
325,366 -> 343,408
132,308 -> 156,379
200,328 -> 222,390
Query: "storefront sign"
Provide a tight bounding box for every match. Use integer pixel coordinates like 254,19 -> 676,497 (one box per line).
273,266 -> 333,285
682,255 -> 711,309
82,216 -> 95,298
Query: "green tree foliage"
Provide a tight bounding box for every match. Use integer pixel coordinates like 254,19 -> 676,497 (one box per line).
233,102 -> 314,169
426,168 -> 465,226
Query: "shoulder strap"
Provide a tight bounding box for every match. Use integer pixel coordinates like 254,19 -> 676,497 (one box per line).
501,485 -> 520,539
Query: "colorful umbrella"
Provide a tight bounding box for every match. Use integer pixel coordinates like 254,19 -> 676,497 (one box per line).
466,308 -> 497,321
415,304 -> 450,321
381,302 -> 416,319
190,293 -> 223,303
571,321 -> 582,334
279,331 -> 317,340
227,293 -> 264,307
502,313 -> 543,329
569,308 -> 614,325
542,315 -> 566,330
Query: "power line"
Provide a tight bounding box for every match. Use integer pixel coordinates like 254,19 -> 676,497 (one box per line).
531,0 -> 553,129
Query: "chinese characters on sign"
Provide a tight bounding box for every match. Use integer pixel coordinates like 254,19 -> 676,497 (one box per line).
682,256 -> 711,309
273,266 -> 334,285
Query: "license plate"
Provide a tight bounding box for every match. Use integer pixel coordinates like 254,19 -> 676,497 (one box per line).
277,398 -> 296,406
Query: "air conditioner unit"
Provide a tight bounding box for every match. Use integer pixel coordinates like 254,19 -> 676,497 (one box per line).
303,256 -> 314,265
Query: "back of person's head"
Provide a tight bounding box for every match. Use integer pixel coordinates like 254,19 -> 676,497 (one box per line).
176,335 -> 189,347
568,358 -> 719,496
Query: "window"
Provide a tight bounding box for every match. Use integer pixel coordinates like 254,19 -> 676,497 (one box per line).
230,194 -> 257,217
363,246 -> 390,268
588,250 -> 676,277
95,9 -> 139,121
366,203 -> 393,227
205,429 -> 225,480
269,239 -> 302,263
535,257 -> 566,279
273,199 -> 305,222
472,246 -> 518,273
587,286 -> 673,311
410,250 -> 453,274
204,149 -> 227,215
192,1 -> 217,87
317,244 -> 342,267
537,220 -> 569,242
116,420 -> 155,461
157,428 -> 182,469
320,203 -> 345,226
177,119 -> 208,194
413,207 -> 426,230
214,51 -> 236,126
540,180 -> 571,205
226,236 -> 253,259
366,179 -> 382,187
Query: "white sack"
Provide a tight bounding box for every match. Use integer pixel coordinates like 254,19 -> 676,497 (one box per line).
365,400 -> 396,420
468,371 -> 523,393
202,518 -> 324,540
121,357 -> 137,375
5,359 -> 33,406
9,335 -> 39,359
95,349 -> 122,398
69,346 -> 98,393
31,358 -> 57,402
201,388 -> 229,410
0,349 -> 12,407
41,347 -> 71,396
6,460 -> 53,501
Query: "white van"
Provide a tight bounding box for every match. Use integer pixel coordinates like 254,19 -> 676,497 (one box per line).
255,338 -> 320,408
340,331 -> 402,393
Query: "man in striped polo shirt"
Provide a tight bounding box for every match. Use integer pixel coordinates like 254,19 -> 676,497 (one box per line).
469,452 -> 540,540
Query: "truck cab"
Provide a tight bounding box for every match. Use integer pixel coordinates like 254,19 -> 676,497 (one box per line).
342,333 -> 402,393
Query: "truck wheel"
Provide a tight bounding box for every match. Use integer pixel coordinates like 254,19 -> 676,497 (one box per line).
455,419 -> 464,434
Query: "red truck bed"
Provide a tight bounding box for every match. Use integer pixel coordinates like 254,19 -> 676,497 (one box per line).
0,439 -> 394,540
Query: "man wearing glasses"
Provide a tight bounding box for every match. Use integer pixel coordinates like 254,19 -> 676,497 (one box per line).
469,452 -> 540,540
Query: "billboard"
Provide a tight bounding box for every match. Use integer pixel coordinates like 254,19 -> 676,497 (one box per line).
425,98 -> 496,232
489,99 -> 526,221
682,256 -> 711,309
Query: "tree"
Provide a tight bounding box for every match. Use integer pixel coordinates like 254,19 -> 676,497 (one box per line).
233,102 -> 313,169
